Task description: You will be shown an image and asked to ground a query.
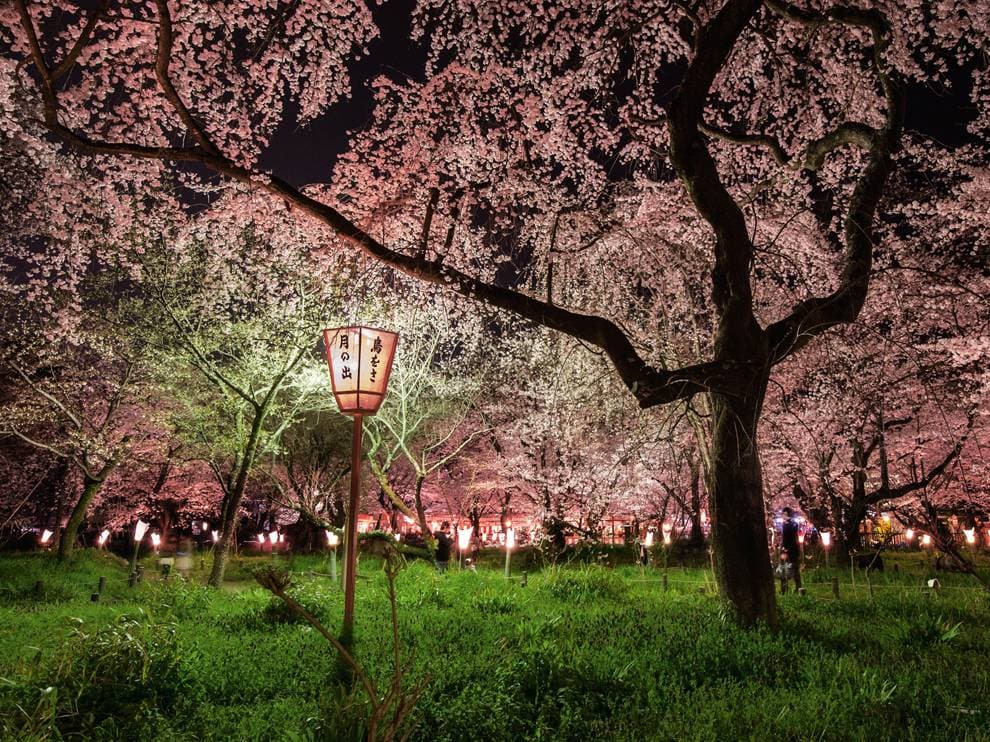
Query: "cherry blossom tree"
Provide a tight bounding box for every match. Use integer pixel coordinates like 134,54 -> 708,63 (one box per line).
0,333 -> 151,560
5,0 -> 988,624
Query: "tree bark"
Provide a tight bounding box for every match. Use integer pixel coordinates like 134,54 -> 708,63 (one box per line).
413,475 -> 437,557
707,372 -> 778,629
688,456 -> 706,549
57,475 -> 104,561
208,402 -> 269,586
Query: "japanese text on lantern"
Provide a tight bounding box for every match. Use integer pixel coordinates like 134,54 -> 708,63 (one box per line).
369,335 -> 383,383
339,333 -> 352,380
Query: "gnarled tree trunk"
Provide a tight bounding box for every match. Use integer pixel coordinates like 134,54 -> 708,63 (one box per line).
707,373 -> 778,629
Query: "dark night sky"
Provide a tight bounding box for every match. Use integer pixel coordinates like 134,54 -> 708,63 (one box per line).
260,2 -> 978,190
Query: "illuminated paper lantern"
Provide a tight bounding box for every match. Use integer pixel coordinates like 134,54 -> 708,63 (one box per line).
457,526 -> 474,552
150,533 -> 161,549
322,326 -> 399,415
921,534 -> 932,547
644,531 -> 654,548
325,530 -> 339,547
905,528 -> 915,541
820,531 -> 831,548
98,529 -> 110,546
40,529 -> 53,544
134,520 -> 149,542
211,530 -> 220,543
963,528 -> 975,544
269,531 -> 279,545
505,527 -> 516,550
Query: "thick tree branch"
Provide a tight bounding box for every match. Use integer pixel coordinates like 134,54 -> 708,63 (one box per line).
764,1 -> 906,364
668,0 -> 764,315
152,0 -> 221,156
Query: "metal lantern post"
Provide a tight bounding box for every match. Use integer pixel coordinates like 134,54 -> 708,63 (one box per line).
323,326 -> 398,641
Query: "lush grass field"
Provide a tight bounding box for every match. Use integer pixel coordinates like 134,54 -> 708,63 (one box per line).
1,549 -> 988,741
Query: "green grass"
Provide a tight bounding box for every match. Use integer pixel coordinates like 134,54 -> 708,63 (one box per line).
1,550 -> 988,741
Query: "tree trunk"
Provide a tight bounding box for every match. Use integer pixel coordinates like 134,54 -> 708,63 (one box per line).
413,475 -> 437,557
707,380 -> 778,628
688,457 -> 706,549
209,404 -> 269,586
57,476 -> 103,561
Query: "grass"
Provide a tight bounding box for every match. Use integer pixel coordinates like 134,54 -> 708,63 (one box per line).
1,549 -> 988,741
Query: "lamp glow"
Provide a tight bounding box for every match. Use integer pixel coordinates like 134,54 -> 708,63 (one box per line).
905,528 -> 915,541
457,526 -> 474,552
644,531 -> 654,548
821,531 -> 831,548
269,531 -> 278,545
150,532 -> 161,549
211,530 -> 220,543
134,520 -> 149,542
98,529 -> 110,546
964,528 -> 975,545
40,529 -> 53,544
257,533 -> 265,545
921,533 -> 932,547
325,530 -> 339,547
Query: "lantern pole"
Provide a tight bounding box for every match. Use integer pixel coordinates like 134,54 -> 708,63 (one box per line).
342,413 -> 364,642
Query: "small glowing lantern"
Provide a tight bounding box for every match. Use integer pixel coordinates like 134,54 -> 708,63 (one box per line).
150,532 -> 161,551
40,529 -> 53,544
963,528 -> 975,545
905,528 -> 914,542
457,526 -> 473,552
324,530 -> 340,582
797,532 -> 805,545
129,520 -> 150,575
921,533 -> 932,547
98,529 -> 110,547
457,526 -> 474,569
257,533 -> 265,545
821,531 -> 831,548
504,527 -> 516,578
644,530 -> 654,548
269,531 -> 279,545
662,522 -> 672,546
211,530 -> 220,543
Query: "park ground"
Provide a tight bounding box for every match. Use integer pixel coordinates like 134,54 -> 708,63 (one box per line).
1,549 -> 989,741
